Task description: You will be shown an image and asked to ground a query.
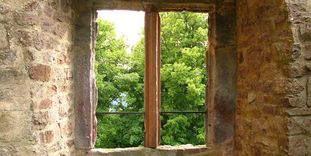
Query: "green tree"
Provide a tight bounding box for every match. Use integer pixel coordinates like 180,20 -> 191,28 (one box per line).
160,12 -> 208,145
95,19 -> 144,148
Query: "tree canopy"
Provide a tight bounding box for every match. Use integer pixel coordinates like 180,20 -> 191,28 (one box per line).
95,12 -> 208,148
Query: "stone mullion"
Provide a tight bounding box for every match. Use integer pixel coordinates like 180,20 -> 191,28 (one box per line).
74,9 -> 98,150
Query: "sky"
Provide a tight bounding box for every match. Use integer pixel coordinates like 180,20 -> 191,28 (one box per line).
97,10 -> 145,47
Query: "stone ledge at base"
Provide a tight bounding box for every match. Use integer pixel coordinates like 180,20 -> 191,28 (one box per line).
90,145 -> 214,156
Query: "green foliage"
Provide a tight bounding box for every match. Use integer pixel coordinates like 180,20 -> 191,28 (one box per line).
96,115 -> 144,148
160,12 -> 207,145
95,12 -> 208,148
95,19 -> 144,148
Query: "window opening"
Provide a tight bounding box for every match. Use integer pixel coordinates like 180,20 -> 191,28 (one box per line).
95,10 -> 145,148
94,10 -> 208,149
159,12 -> 208,146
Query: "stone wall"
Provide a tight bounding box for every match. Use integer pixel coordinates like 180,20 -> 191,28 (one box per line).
236,0 -> 311,155
0,0 -> 79,155
1,0 -> 311,155
286,0 -> 311,155
235,0 -> 292,155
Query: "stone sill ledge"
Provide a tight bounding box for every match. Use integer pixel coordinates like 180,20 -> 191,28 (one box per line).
92,145 -> 209,156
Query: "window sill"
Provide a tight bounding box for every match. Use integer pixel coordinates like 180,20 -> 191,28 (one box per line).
91,145 -> 209,156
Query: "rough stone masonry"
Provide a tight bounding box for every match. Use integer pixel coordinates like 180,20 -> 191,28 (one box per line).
236,0 -> 311,155
0,0 -> 310,156
0,0 -> 76,155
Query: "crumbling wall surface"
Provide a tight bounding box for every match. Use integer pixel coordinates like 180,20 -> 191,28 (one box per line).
0,0 -> 78,155
235,0 -> 293,155
285,0 -> 311,155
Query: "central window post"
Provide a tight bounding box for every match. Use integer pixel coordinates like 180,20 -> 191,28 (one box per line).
144,8 -> 161,148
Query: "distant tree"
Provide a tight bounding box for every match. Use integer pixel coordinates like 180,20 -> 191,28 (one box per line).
160,12 -> 208,145
95,19 -> 144,148
95,19 -> 127,112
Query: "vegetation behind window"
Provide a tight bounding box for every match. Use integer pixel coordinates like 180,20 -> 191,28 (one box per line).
95,12 -> 208,148
160,12 -> 208,145
95,19 -> 145,148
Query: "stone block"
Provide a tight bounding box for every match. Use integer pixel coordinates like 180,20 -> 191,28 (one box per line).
0,146 -> 17,156
60,0 -> 70,13
45,36 -> 60,50
17,30 -> 44,50
0,4 -> 10,14
0,111 -> 31,143
273,78 -> 304,95
17,30 -> 31,46
284,94 -> 306,108
303,44 -> 311,60
0,25 -> 8,49
299,23 -> 311,42
24,1 -> 40,12
305,62 -> 311,70
58,95 -> 70,117
41,20 -> 54,33
287,108 -> 311,116
247,91 -> 256,104
28,64 -> 51,82
14,12 -> 37,26
0,49 -> 16,65
0,85 -> 30,111
288,117 -> 311,135
0,14 -> 7,23
39,99 -> 52,109
288,135 -> 311,156
292,43 -> 301,60
54,23 -> 68,38
287,63 -> 306,78
0,68 -> 23,84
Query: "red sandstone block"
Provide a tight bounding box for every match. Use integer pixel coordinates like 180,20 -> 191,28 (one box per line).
39,99 -> 52,109
29,64 -> 51,82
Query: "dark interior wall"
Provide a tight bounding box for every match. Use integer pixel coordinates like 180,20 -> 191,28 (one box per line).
207,0 -> 236,155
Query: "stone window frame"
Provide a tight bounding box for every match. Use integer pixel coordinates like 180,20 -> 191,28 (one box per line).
74,0 -> 236,152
